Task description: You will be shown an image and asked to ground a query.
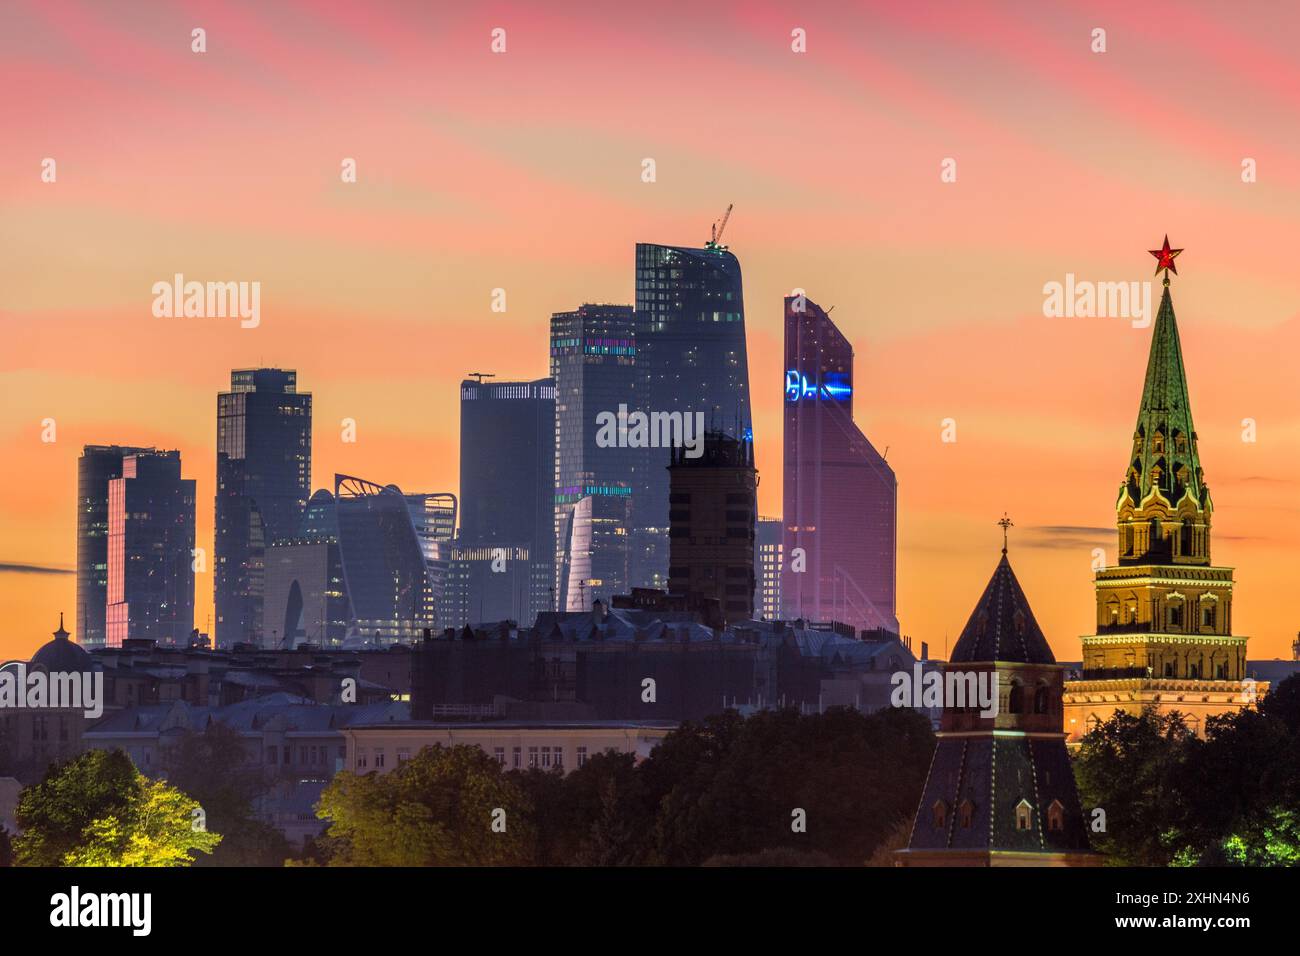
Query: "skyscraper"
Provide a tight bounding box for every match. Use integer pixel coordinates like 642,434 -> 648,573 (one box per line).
666,431 -> 757,625
262,489 -> 349,648
633,240 -> 753,589
105,450 -> 196,647
454,377 -> 556,626
754,517 -> 783,622
1062,257 -> 1261,738
77,444 -> 152,647
551,305 -> 637,611
333,475 -> 449,644
781,295 -> 898,633
214,368 -> 312,647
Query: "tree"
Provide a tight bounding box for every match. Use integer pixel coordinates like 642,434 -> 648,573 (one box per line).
14,749 -> 139,866
1073,708 -> 1195,866
62,778 -> 221,866
15,749 -> 220,867
317,744 -> 533,865
162,722 -> 289,866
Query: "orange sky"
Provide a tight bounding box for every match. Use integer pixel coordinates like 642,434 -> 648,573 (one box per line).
2,0 -> 1299,663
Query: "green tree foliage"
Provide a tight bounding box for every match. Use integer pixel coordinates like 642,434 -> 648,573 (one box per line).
162,722 -> 290,866
308,707 -> 935,867
1075,676 -> 1300,866
14,749 -> 139,866
317,743 -> 534,865
15,749 -> 220,867
1072,708 -> 1195,866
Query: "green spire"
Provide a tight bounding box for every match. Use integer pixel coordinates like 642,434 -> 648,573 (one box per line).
1123,284 -> 1208,511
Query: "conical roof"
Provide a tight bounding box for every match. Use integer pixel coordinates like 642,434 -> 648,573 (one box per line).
949,554 -> 1055,664
1123,285 -> 1207,509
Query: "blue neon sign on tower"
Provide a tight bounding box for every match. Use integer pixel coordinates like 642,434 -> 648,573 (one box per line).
785,370 -> 851,403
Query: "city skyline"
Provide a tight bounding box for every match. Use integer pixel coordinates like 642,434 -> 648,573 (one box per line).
6,1 -> 1300,664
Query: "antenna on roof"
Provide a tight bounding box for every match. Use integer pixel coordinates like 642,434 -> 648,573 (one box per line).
468,372 -> 495,383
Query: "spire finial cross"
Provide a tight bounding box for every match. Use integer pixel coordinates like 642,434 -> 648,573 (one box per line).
998,513 -> 1014,555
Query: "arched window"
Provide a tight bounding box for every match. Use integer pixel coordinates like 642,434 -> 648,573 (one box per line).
1085,714 -> 1101,735
959,799 -> 975,829
1047,800 -> 1065,832
1008,681 -> 1024,715
1033,684 -> 1050,715
932,800 -> 948,829
1185,715 -> 1200,738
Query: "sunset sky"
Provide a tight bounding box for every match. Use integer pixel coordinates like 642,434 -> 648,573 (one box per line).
2,0 -> 1299,664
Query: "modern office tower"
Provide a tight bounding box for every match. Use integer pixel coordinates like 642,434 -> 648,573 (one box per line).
550,305 -> 637,611
77,444 -> 152,647
456,377 -> 555,625
104,450 -> 196,647
665,432 -> 757,625
405,492 -> 458,618
1063,270 -> 1261,738
263,490 -> 350,648
214,368 -> 312,647
781,294 -> 898,634
754,517 -> 783,622
333,475 -> 445,644
633,240 -> 753,589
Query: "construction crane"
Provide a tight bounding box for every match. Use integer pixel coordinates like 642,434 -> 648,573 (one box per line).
706,203 -> 733,250
468,372 -> 495,383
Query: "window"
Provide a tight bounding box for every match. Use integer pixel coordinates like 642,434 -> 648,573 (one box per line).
958,799 -> 974,829
375,751 -> 386,769
1033,685 -> 1049,715
357,749 -> 368,769
1008,681 -> 1024,714
1047,800 -> 1065,832
932,800 -> 947,829
397,748 -> 411,764
1016,800 -> 1033,831
513,747 -> 522,769
554,748 -> 564,770
541,746 -> 552,768
528,746 -> 539,769
577,746 -> 588,767
493,747 -> 506,766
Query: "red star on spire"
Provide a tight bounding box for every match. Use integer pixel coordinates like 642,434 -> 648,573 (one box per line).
1148,235 -> 1183,277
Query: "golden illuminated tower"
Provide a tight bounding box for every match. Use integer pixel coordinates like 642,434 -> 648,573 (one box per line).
1063,240 -> 1265,739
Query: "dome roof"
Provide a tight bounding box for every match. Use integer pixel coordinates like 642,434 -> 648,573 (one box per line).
29,613 -> 95,674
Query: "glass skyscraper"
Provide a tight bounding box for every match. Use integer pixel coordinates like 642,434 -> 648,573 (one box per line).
633,242 -> 752,589
333,475 -> 453,644
77,444 -> 152,647
453,377 -> 555,626
781,295 -> 898,633
105,450 -> 196,647
550,305 -> 637,611
214,368 -> 312,647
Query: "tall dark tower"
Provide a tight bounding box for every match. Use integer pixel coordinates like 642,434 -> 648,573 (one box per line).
550,305 -> 637,611
897,536 -> 1099,867
633,239 -> 752,590
665,431 -> 757,626
105,450 -> 196,647
214,368 -> 312,647
77,444 -> 152,647
455,376 -> 556,626
781,294 -> 897,633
